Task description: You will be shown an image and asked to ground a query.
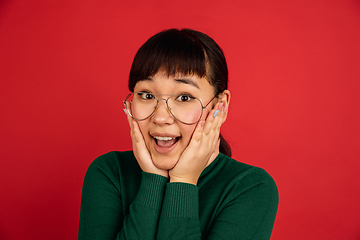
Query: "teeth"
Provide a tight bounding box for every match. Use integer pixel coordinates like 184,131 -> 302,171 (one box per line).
154,136 -> 175,141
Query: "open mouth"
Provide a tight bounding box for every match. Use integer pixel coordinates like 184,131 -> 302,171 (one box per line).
153,136 -> 180,148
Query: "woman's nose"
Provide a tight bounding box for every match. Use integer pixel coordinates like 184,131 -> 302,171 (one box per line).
151,99 -> 174,125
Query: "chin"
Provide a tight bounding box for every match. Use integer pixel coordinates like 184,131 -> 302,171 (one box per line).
151,153 -> 180,170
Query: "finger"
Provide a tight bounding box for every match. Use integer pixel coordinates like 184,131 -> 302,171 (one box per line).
212,102 -> 223,127
202,102 -> 226,150
212,101 -> 228,128
130,121 -> 152,163
124,104 -> 146,150
127,116 -> 134,135
213,102 -> 227,133
131,120 -> 146,144
190,119 -> 205,143
125,102 -> 134,128
219,103 -> 228,125
131,120 -> 139,141
203,102 -> 222,136
125,109 -> 140,145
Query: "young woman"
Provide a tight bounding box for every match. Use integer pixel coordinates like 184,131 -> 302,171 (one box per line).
79,28 -> 278,240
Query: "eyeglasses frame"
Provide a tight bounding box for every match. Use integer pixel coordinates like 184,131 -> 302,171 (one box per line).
123,92 -> 218,125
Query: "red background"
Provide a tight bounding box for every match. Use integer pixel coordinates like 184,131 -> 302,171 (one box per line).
1,0 -> 360,239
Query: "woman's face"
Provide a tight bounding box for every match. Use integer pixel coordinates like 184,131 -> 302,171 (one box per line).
132,70 -> 216,170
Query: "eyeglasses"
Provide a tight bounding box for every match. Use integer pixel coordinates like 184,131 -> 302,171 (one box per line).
123,92 -> 217,125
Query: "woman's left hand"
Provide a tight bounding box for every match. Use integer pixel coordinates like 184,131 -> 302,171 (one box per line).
169,102 -> 228,185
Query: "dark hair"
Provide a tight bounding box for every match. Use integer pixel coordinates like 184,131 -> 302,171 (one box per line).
128,28 -> 231,157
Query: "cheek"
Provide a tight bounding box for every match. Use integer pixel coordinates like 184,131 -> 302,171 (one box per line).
131,104 -> 147,120
179,124 -> 197,144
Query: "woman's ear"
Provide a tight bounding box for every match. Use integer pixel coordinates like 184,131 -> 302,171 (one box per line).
218,90 -> 230,121
219,90 -> 231,107
219,90 -> 230,121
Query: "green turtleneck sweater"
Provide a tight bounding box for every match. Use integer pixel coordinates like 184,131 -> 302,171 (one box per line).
79,151 -> 278,240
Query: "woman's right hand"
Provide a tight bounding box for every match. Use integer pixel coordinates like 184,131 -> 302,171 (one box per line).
126,107 -> 169,178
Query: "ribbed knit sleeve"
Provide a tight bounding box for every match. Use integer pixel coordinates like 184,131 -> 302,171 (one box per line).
120,172 -> 168,240
156,183 -> 201,240
131,172 -> 167,210
78,152 -> 168,240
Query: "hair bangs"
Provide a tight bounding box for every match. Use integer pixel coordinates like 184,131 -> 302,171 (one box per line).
128,29 -> 208,91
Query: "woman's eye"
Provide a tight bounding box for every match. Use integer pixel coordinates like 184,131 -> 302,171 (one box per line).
176,95 -> 193,102
138,92 -> 154,100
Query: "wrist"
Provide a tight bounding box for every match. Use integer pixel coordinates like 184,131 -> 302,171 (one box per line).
169,176 -> 198,185
149,170 -> 169,178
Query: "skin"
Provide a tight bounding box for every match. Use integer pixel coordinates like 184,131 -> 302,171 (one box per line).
126,70 -> 230,185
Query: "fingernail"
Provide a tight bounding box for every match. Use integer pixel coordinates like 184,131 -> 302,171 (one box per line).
213,110 -> 220,118
123,109 -> 127,115
200,120 -> 205,127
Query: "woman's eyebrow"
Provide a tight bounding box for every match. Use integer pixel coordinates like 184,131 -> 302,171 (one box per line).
174,78 -> 200,89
